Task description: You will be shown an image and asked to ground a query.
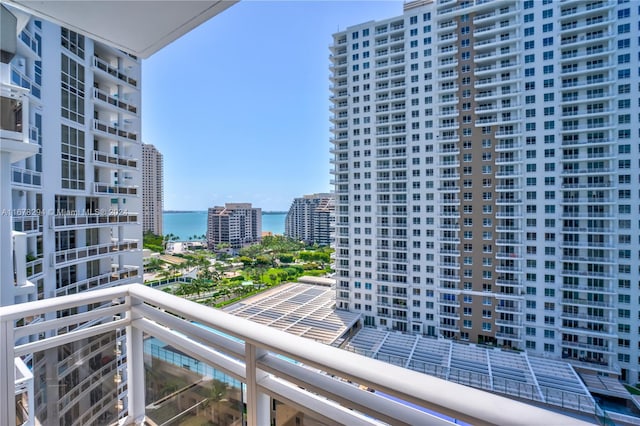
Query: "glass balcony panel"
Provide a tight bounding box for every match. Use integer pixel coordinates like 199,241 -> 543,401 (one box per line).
144,336 -> 244,426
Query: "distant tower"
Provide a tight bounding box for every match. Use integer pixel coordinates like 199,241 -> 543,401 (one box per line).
285,193 -> 335,246
142,143 -> 164,235
207,203 -> 262,249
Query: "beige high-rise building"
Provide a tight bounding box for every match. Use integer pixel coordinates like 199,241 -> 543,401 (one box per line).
331,0 -> 640,383
207,203 -> 261,249
285,193 -> 334,246
142,143 -> 164,236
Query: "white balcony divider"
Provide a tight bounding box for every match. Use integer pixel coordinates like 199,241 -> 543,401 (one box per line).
1,284 -> 593,426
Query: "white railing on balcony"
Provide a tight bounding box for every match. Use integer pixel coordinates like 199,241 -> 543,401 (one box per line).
0,284 -> 594,426
51,212 -> 138,229
52,240 -> 138,266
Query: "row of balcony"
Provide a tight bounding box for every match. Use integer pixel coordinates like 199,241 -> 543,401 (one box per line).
92,56 -> 138,87
52,239 -> 139,266
51,212 -> 139,229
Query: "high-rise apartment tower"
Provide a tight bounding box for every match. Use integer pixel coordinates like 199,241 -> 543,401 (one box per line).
207,203 -> 262,249
331,0 -> 640,383
142,143 -> 164,236
285,193 -> 335,246
2,9 -> 142,423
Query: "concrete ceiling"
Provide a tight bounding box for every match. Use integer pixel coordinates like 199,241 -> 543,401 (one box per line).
4,0 -> 237,58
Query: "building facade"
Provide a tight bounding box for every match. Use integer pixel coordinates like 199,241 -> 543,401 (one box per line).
207,203 -> 262,249
2,7 -> 142,423
285,193 -> 335,246
142,143 -> 164,236
331,0 -> 640,383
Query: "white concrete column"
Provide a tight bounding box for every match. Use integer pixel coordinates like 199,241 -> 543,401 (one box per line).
26,367 -> 34,426
0,151 -> 14,307
125,296 -> 145,424
0,319 -> 16,426
245,343 -> 270,426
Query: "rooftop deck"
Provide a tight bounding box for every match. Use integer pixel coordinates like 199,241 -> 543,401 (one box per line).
346,327 -> 598,415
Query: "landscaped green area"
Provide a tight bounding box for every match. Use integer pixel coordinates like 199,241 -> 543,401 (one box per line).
624,384 -> 640,395
143,235 -> 333,307
143,231 -> 165,254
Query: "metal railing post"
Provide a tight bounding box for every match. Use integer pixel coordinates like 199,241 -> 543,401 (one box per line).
245,343 -> 269,426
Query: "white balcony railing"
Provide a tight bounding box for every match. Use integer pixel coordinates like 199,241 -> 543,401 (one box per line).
1,284 -> 592,426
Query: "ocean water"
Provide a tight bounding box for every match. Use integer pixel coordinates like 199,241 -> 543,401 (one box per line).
163,211 -> 286,240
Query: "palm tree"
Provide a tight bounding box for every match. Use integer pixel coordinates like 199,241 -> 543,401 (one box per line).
156,268 -> 172,281
168,263 -> 181,277
173,282 -> 191,297
145,257 -> 164,272
191,278 -> 211,298
202,379 -> 228,424
215,283 -> 232,302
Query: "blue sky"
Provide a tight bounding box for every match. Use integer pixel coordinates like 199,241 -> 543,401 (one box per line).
142,1 -> 403,211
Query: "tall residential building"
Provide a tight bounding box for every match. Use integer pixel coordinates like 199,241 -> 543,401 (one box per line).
285,193 -> 335,246
2,7 -> 142,423
207,203 -> 262,249
142,143 -> 164,236
331,0 -> 640,383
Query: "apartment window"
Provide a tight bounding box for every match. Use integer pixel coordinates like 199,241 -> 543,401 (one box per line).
61,54 -> 85,124
61,28 -> 85,59
61,125 -> 86,190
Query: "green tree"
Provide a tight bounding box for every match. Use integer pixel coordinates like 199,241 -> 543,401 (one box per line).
238,256 -> 253,267
191,278 -> 211,298
145,257 -> 164,272
205,379 -> 228,425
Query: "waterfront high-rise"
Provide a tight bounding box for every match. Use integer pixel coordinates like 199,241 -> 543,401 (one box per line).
142,143 -> 164,236
330,0 -> 639,383
285,193 -> 334,246
207,202 -> 262,249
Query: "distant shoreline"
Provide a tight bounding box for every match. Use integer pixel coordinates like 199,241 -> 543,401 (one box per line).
164,210 -> 287,214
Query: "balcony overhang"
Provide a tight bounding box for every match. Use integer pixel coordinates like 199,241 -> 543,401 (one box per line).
2,0 -> 237,58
